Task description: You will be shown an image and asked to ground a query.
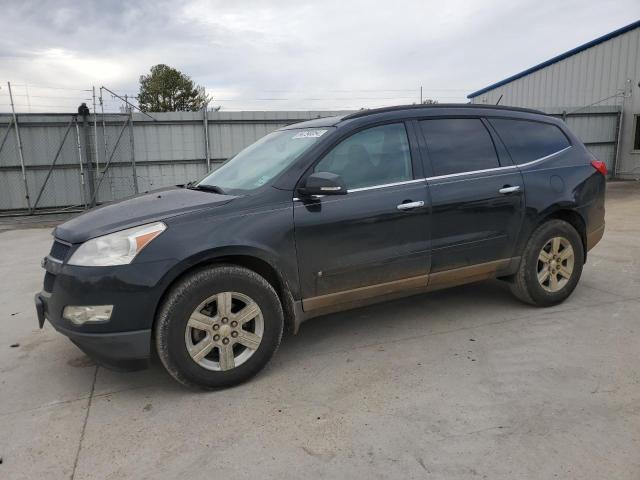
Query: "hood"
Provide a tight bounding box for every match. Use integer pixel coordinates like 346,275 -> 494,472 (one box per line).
55,187 -> 234,243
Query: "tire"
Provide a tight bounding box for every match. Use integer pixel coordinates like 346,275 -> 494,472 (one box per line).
509,219 -> 584,307
155,265 -> 284,389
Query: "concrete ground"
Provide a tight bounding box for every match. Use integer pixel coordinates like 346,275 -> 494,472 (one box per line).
1,182 -> 639,480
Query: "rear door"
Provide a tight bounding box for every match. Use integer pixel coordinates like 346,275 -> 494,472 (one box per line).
417,117 -> 524,273
293,122 -> 431,309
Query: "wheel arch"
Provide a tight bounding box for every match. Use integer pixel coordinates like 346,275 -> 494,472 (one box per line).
529,207 -> 587,262
153,247 -> 298,338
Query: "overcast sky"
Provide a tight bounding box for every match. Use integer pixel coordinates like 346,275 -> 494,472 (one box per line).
0,0 -> 638,112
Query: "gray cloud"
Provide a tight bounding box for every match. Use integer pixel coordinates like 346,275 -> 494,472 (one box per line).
1,0 -> 638,112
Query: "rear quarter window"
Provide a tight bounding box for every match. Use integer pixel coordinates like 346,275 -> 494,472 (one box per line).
488,118 -> 570,165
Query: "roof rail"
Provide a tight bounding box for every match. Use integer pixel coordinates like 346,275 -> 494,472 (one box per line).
341,103 -> 545,120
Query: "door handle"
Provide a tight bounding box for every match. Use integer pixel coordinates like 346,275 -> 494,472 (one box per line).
397,201 -> 424,211
499,185 -> 520,194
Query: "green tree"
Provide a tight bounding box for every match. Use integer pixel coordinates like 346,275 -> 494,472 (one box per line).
137,64 -> 211,112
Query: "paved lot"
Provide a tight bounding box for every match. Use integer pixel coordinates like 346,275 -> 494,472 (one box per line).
1,182 -> 639,480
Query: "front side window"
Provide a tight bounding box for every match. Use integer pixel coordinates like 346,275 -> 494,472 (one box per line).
420,118 -> 499,176
314,123 -> 412,189
197,127 -> 331,194
489,118 -> 570,164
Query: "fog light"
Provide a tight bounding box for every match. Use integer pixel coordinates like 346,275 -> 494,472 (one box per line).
63,305 -> 113,325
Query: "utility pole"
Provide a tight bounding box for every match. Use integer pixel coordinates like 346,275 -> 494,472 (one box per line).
7,82 -> 32,213
420,86 -> 423,104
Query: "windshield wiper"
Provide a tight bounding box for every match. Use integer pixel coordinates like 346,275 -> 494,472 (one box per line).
188,183 -> 226,194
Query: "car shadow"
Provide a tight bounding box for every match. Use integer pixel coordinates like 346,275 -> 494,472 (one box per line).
92,279 -> 539,394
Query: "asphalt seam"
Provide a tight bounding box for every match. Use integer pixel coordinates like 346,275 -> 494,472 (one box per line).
70,365 -> 98,480
0,382 -> 168,418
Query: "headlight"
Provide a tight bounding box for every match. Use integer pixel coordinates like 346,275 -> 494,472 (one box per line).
68,222 -> 167,266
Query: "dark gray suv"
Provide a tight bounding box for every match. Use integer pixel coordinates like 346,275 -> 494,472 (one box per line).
35,104 -> 606,389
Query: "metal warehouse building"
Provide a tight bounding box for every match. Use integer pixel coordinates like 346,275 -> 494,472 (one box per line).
468,20 -> 640,179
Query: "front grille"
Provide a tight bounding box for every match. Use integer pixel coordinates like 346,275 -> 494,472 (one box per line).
49,240 -> 71,261
43,272 -> 55,293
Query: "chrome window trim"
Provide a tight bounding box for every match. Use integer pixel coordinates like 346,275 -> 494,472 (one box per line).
427,164 -> 516,182
347,178 -> 426,193
293,178 -> 425,201
426,145 -> 572,182
516,145 -> 571,167
292,146 -> 571,201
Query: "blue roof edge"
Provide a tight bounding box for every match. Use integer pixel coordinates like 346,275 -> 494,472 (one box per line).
467,19 -> 640,99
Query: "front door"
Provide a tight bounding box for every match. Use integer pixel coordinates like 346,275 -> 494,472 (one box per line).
294,122 -> 431,311
418,117 -> 524,273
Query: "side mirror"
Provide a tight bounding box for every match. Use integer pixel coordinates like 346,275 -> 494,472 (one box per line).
299,172 -> 347,196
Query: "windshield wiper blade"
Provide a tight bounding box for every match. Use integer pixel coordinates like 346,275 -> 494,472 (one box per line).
189,184 -> 226,194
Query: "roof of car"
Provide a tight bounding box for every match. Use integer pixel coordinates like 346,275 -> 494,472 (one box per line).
341,103 -> 544,120
280,103 -> 547,130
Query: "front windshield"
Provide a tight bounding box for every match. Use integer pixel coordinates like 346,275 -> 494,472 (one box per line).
197,127 -> 332,194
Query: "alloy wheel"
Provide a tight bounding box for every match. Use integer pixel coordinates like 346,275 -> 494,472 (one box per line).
537,236 -> 574,293
184,291 -> 264,371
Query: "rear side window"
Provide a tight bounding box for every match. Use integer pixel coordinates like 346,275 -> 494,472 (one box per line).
489,118 -> 570,165
419,119 -> 499,176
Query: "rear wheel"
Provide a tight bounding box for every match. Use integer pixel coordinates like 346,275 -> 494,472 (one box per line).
155,265 -> 284,389
510,219 -> 584,306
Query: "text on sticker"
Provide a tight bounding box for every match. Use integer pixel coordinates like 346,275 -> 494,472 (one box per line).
292,130 -> 327,139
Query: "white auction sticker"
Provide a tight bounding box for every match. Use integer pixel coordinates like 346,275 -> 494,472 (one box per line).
292,129 -> 327,139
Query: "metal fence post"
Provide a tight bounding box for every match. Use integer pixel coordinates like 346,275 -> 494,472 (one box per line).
128,110 -> 139,194
203,105 -> 211,171
81,111 -> 96,206
7,82 -> 32,213
612,109 -> 623,179
92,86 -> 99,172
74,117 -> 87,208
90,120 -> 129,206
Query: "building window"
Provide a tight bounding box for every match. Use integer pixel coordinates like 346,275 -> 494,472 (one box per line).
634,115 -> 640,151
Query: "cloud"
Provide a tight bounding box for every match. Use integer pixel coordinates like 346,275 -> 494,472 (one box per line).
0,0 -> 639,112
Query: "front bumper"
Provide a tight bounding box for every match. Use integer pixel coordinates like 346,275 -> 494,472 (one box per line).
36,292 -> 152,370
35,253 -> 175,371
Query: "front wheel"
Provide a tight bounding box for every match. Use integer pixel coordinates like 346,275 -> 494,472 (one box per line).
155,265 -> 284,389
509,219 -> 584,307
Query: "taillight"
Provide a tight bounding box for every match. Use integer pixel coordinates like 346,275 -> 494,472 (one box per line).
591,160 -> 607,176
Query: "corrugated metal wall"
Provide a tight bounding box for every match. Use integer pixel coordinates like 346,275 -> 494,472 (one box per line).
469,25 -> 639,177
0,110 -> 350,212
546,106 -> 622,171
